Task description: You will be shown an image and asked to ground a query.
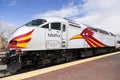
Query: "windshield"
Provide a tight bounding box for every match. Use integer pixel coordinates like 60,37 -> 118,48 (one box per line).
25,19 -> 47,27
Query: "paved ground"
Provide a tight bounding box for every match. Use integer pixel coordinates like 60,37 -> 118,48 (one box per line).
1,52 -> 120,80
24,53 -> 120,80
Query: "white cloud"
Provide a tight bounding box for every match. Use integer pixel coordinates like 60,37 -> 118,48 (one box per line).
2,0 -> 17,7
75,0 -> 120,34
9,0 -> 17,6
34,1 -> 82,18
34,0 -> 120,34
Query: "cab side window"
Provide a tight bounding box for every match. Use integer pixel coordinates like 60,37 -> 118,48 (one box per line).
118,41 -> 120,44
41,24 -> 49,29
63,24 -> 66,32
51,22 -> 61,30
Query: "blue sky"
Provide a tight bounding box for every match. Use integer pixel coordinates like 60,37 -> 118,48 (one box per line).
0,0 -> 120,34
0,0 -> 84,26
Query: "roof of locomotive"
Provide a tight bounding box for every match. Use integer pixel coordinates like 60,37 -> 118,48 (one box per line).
42,16 -> 81,28
41,17 -> 115,36
84,24 -> 115,36
42,16 -> 68,23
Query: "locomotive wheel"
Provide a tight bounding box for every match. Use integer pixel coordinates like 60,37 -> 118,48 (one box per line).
41,53 -> 55,67
41,59 -> 51,67
55,51 -> 66,64
65,52 -> 73,62
80,51 -> 85,58
80,50 -> 93,58
33,56 -> 42,68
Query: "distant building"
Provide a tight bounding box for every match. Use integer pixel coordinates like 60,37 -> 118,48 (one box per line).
0,36 -> 3,48
0,36 -> 7,51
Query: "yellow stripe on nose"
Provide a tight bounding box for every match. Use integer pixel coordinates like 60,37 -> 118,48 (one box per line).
16,43 -> 28,48
16,35 -> 31,41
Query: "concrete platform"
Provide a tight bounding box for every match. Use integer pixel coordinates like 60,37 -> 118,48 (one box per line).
1,51 -> 120,80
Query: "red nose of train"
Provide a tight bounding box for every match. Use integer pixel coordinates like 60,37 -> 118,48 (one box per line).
7,29 -> 34,48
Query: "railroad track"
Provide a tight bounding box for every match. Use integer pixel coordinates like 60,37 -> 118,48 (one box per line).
0,64 -> 37,78
0,52 -> 11,78
0,70 -> 12,78
0,53 -> 39,78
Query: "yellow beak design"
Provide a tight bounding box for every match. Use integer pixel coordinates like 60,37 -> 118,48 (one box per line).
70,34 -> 83,40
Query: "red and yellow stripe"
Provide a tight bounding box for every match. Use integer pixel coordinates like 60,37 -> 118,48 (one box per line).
8,29 -> 34,48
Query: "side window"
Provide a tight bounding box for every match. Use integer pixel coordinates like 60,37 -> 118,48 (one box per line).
51,22 -> 61,30
41,24 -> 49,29
90,28 -> 98,32
117,41 -> 120,44
63,24 -> 66,32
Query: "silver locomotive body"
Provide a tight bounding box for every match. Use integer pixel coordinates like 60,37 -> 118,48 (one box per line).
1,17 -> 119,73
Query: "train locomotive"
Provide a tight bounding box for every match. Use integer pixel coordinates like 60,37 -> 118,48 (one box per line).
1,17 -> 120,73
